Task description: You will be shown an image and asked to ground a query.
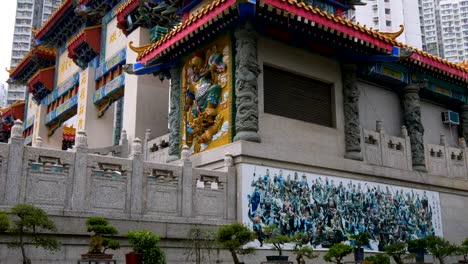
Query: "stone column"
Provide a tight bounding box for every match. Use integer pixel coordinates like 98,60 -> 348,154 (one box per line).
341,64 -> 363,160
224,153 -> 236,220
71,130 -> 88,211
401,83 -> 426,171
5,120 -> 25,205
233,22 -> 261,142
167,65 -> 182,162
130,138 -> 144,215
181,145 -> 193,217
461,104 -> 468,143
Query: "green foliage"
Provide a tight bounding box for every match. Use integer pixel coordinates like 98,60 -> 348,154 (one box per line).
455,238 -> 468,261
384,242 -> 410,264
127,230 -> 166,264
0,211 -> 9,232
365,254 -> 391,264
185,226 -> 215,264
85,217 -> 120,254
351,232 -> 371,248
408,238 -> 427,253
263,224 -> 292,256
425,235 -> 457,264
216,223 -> 255,264
293,233 -> 318,264
8,204 -> 61,264
323,243 -> 353,264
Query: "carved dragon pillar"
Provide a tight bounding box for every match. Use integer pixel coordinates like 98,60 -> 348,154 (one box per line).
167,65 -> 182,162
233,23 -> 261,143
341,64 -> 363,160
401,83 -> 426,171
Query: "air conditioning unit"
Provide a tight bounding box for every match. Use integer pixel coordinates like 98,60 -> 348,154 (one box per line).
442,111 -> 460,125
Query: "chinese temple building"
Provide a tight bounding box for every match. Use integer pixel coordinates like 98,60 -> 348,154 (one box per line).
2,0 -> 468,263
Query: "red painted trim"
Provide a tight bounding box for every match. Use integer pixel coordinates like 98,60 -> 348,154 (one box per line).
10,50 -> 55,78
28,67 -> 55,93
262,0 -> 394,51
35,0 -> 74,39
67,26 -> 102,59
410,53 -> 467,80
140,0 -> 236,64
116,0 -> 139,33
68,32 -> 86,60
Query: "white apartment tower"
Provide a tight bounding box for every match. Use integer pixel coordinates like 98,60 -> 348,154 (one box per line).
7,0 -> 62,105
350,0 -> 423,49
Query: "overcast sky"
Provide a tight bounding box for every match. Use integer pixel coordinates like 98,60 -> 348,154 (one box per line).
0,1 -> 17,86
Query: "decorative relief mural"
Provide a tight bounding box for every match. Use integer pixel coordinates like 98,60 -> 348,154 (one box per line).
181,35 -> 232,154
241,164 -> 443,251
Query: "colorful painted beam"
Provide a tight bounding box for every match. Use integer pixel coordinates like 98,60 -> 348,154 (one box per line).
94,74 -> 126,105
41,73 -> 80,106
45,95 -> 79,125
95,49 -> 126,80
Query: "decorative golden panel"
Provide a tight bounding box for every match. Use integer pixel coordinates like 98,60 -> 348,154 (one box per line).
181,34 -> 232,154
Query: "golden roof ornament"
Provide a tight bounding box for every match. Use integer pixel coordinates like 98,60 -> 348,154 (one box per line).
379,24 -> 405,40
128,41 -> 153,57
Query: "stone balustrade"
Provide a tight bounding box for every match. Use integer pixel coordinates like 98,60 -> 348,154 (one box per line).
0,121 -> 236,222
362,121 -> 412,170
425,135 -> 467,179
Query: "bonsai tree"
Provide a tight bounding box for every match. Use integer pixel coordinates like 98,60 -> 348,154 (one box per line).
425,235 -> 457,264
323,243 -> 353,264
127,230 -> 166,264
455,238 -> 468,263
365,254 -> 391,264
185,225 -> 215,264
351,232 -> 371,261
216,223 -> 255,264
263,224 -> 292,256
0,211 -> 9,232
85,217 -> 120,256
292,233 -> 318,264
384,242 -> 412,264
408,238 -> 428,263
7,204 -> 61,264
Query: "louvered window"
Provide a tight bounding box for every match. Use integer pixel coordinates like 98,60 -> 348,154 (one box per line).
263,65 -> 334,127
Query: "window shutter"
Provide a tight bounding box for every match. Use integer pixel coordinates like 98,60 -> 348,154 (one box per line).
263,65 -> 333,127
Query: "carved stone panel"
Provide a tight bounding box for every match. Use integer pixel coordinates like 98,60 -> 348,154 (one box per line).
26,173 -> 67,207
91,177 -> 127,212
425,144 -> 448,176
448,147 -> 466,179
194,189 -> 224,219
363,129 -> 381,165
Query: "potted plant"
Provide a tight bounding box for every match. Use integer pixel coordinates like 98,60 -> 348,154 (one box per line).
456,238 -> 468,264
408,238 -> 427,263
351,232 -> 371,262
126,230 -> 165,264
323,242 -> 353,264
216,223 -> 255,264
292,233 -> 318,264
82,217 -> 120,260
263,224 -> 292,261
365,254 -> 390,264
425,235 -> 457,264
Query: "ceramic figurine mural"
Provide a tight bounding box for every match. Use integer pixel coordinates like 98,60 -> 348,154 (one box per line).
241,164 -> 443,251
181,35 -> 232,154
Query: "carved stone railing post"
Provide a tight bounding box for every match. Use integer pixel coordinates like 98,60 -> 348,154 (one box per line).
401,83 -> 426,171
120,130 -> 129,158
5,120 -> 25,205
181,145 -> 193,217
341,64 -> 362,160
401,126 -> 413,169
71,130 -> 88,211
233,22 -> 261,143
224,152 -> 236,220
36,136 -> 43,148
143,129 -> 151,160
168,64 -> 182,163
130,138 -> 144,215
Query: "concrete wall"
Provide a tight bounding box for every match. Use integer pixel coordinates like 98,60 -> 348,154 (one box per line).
257,38 -> 345,157
421,100 -> 459,146
358,81 -> 403,137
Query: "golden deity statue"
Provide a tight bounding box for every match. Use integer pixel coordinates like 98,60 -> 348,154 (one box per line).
183,46 -> 226,153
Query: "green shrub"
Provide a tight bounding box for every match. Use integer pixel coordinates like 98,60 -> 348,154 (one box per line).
216,223 -> 255,264
324,243 -> 353,264
0,211 -> 9,232
85,217 -> 120,254
425,235 -> 457,264
127,230 -> 165,264
365,254 -> 391,264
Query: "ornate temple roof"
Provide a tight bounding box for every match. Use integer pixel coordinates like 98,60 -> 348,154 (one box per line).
33,0 -> 75,40
130,0 -> 467,83
7,46 -> 57,83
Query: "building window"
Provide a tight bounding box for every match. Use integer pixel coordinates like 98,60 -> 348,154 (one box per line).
385,8 -> 391,14
386,20 -> 392,26
263,65 -> 333,127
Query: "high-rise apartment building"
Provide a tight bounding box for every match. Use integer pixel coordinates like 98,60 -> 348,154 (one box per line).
349,0 -> 423,49
0,84 -> 7,109
7,0 -> 62,105
420,0 -> 468,62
